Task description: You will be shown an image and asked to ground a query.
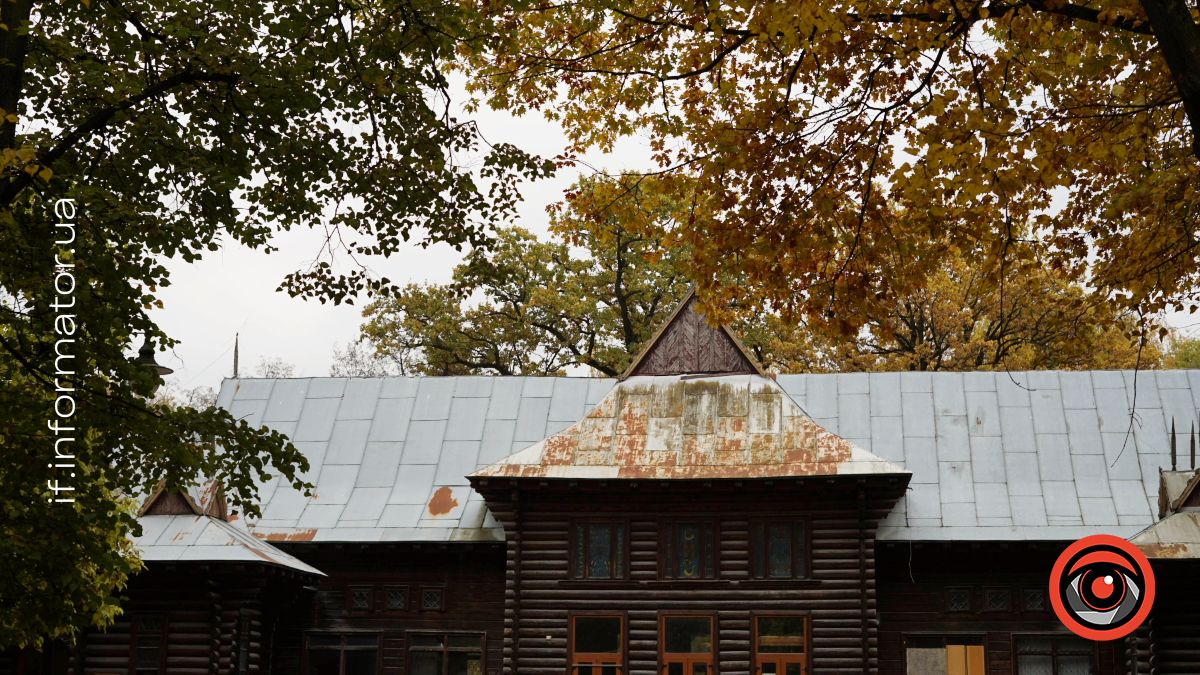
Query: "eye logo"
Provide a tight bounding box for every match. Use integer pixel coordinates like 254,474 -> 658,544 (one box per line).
1050,534 -> 1155,640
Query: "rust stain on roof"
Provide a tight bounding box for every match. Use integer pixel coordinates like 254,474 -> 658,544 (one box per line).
472,375 -> 907,481
255,529 -> 317,542
1136,542 -> 1189,558
428,487 -> 459,516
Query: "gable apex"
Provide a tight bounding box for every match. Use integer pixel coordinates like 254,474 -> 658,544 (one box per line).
621,286 -> 768,380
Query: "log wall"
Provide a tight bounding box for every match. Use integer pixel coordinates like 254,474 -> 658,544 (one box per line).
476,477 -> 905,675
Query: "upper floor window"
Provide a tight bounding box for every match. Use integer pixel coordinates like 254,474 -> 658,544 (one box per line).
661,520 -> 716,579
306,634 -> 378,675
571,520 -> 627,580
1015,637 -> 1094,675
409,634 -> 483,675
751,519 -> 808,579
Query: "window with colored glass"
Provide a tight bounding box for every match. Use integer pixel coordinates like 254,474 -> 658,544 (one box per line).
1015,637 -> 1094,675
661,520 -> 716,579
754,616 -> 807,675
305,634 -> 379,675
570,616 -> 623,675
408,634 -> 484,675
751,519 -> 807,579
571,520 -> 627,580
661,616 -> 713,675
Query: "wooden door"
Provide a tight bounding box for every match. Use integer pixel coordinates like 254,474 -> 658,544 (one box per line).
753,617 -> 808,675
661,616 -> 714,675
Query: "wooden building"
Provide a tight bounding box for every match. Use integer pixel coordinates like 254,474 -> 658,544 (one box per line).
11,291 -> 1200,675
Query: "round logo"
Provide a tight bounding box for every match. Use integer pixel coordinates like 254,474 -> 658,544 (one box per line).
1050,534 -> 1155,640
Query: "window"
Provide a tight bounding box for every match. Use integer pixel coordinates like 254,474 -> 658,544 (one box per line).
408,634 -> 483,675
133,615 -> 166,675
661,521 -> 716,579
660,615 -> 713,675
1022,589 -> 1045,612
946,588 -> 971,612
569,615 -> 623,675
571,520 -> 627,580
421,588 -> 444,611
1015,637 -> 1094,675
347,585 -> 373,611
386,586 -> 407,611
305,634 -> 379,675
905,637 -> 984,675
985,589 -> 1009,612
237,614 -> 253,675
753,616 -> 808,675
751,520 -> 808,579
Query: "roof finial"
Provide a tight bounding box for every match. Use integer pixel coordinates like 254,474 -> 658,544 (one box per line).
233,332 -> 239,378
1170,418 -> 1177,471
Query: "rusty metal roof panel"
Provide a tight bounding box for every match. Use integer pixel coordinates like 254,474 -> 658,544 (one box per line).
1131,512 -> 1200,558
471,374 -> 909,481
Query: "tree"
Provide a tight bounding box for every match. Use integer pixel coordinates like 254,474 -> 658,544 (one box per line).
254,357 -> 297,380
461,0 -> 1200,341
359,176 -> 1160,374
329,340 -> 407,377
1165,333 -> 1200,368
0,0 -> 549,648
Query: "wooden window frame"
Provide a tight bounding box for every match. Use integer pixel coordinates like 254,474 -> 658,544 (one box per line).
302,633 -> 382,675
569,518 -> 630,580
1020,588 -> 1046,613
130,614 -> 167,675
567,611 -> 627,675
900,634 -> 988,675
983,587 -> 1010,613
658,611 -> 717,675
659,519 -> 719,580
419,586 -> 446,612
749,517 -> 811,580
406,632 -> 487,675
946,587 -> 973,613
346,584 -> 374,612
384,585 -> 409,612
750,611 -> 810,675
1011,634 -> 1097,675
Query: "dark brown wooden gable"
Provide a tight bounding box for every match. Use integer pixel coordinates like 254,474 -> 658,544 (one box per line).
142,490 -> 200,516
623,289 -> 764,378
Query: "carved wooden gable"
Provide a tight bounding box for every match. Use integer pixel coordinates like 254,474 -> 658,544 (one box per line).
623,288 -> 765,378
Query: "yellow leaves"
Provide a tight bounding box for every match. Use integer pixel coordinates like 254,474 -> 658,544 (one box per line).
38,167 -> 52,182
1110,83 -> 1125,97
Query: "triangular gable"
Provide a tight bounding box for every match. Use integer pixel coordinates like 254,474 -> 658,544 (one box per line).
139,481 -> 203,517
471,373 -> 909,481
621,286 -> 768,380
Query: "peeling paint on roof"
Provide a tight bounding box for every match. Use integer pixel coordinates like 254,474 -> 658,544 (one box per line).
472,374 -> 906,480
1131,512 -> 1200,558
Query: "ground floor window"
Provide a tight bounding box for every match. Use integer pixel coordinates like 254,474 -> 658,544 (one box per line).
408,634 -> 483,675
661,615 -> 713,675
905,636 -> 985,675
306,634 -> 379,675
134,615 -> 167,675
1014,637 -> 1094,675
570,615 -> 623,675
754,616 -> 807,675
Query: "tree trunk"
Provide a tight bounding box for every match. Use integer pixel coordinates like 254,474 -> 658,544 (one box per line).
1139,0 -> 1200,157
0,0 -> 33,150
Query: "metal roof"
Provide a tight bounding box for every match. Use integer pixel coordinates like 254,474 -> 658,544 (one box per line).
214,370 -> 1196,542
472,374 -> 905,480
131,514 -> 324,574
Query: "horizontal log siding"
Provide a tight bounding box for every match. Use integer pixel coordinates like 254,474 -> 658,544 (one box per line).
271,544 -> 507,675
874,545 -> 1122,675
1144,562 -> 1200,675
478,480 -> 904,675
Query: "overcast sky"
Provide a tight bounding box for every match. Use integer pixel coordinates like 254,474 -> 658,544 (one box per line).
152,79 -> 655,394
150,78 -> 1200,397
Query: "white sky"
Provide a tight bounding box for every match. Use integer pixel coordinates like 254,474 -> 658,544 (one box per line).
153,79 -> 655,393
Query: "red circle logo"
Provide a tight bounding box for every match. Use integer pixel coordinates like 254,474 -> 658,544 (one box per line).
1050,534 -> 1155,640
